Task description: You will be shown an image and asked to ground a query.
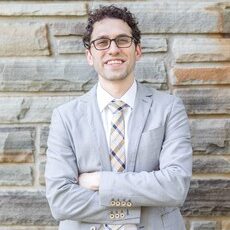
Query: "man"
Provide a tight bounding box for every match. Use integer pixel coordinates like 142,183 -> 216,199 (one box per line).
45,5 -> 192,230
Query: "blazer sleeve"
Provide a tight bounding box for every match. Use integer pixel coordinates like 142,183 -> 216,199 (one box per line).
99,97 -> 193,207
45,108 -> 141,223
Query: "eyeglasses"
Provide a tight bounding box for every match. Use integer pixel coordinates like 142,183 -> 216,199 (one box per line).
90,36 -> 135,50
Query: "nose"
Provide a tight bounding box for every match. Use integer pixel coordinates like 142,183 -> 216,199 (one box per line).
108,40 -> 120,54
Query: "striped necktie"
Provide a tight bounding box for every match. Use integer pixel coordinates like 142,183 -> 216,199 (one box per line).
108,100 -> 128,172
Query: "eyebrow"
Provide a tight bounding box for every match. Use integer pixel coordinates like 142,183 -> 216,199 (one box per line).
92,33 -> 131,41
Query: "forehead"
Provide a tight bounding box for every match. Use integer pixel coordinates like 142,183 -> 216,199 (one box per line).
91,18 -> 132,39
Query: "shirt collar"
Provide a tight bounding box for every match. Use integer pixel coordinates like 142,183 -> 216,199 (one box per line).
97,80 -> 137,112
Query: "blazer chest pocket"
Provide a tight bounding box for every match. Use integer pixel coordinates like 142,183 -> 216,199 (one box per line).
135,126 -> 165,172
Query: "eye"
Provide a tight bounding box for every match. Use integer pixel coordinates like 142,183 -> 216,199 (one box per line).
117,37 -> 130,45
95,39 -> 109,47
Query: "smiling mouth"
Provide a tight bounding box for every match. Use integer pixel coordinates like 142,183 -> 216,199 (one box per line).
105,59 -> 125,65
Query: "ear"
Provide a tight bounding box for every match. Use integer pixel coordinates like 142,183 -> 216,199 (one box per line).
86,49 -> 94,66
135,44 -> 142,61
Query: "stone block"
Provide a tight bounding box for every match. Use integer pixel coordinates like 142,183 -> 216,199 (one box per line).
174,88 -> 230,114
182,179 -> 230,216
57,38 -> 85,54
90,2 -> 226,33
0,227 -> 57,230
0,191 -> 56,225
0,127 -> 35,163
39,161 -> 46,186
0,96 -> 76,123
190,221 -> 219,230
0,23 -> 49,57
193,156 -> 230,173
190,119 -> 230,155
222,220 -> 230,230
51,22 -> 86,36
0,58 -> 166,92
0,165 -> 33,186
223,7 -> 230,33
0,3 -> 87,16
40,126 -> 49,155
141,37 -> 167,53
173,38 -> 230,62
171,67 -> 230,85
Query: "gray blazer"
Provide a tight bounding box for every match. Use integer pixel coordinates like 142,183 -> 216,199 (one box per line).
45,83 -> 192,230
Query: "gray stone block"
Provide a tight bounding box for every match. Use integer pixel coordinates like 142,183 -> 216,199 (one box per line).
173,38 -> 230,62
190,220 -> 219,230
0,23 -> 49,57
0,191 -> 56,225
182,179 -> 230,216
141,37 -> 167,53
0,127 -> 35,163
0,58 -> 166,92
40,126 -> 49,155
190,119 -> 230,155
0,165 -> 33,186
174,88 -> 230,114
57,38 -> 85,54
0,2 -> 87,16
39,161 -> 46,186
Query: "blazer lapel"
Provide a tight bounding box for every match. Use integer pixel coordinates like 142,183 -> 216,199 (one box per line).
126,83 -> 153,172
81,85 -> 112,171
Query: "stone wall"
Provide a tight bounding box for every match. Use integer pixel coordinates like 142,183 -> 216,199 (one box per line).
0,1 -> 229,230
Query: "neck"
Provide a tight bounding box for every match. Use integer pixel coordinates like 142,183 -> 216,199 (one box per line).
99,77 -> 134,98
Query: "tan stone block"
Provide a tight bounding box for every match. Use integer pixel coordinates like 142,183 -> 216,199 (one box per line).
0,23 -> 49,56
222,220 -> 230,230
173,38 -> 230,62
172,66 -> 230,85
0,2 -> 86,16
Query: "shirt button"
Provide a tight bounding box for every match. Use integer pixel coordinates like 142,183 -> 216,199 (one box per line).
127,201 -> 132,207
90,227 -> 97,230
115,212 -> 120,219
110,213 -> 115,219
120,212 -> 125,219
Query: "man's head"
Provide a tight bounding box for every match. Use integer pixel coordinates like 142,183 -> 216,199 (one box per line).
83,5 -> 141,49
83,5 -> 142,89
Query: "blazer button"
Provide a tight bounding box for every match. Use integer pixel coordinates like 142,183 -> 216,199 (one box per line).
121,201 -> 126,207
110,213 -> 115,219
110,200 -> 116,206
115,200 -> 121,206
90,227 -> 97,230
127,201 -> 132,207
120,211 -> 125,219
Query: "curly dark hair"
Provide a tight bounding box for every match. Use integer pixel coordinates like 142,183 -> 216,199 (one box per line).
83,5 -> 141,49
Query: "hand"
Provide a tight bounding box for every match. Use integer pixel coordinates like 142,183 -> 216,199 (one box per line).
78,172 -> 101,191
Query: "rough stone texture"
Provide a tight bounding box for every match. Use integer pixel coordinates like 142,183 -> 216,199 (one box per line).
190,221 -> 219,230
0,227 -> 57,230
40,126 -> 49,155
173,38 -> 230,62
0,23 -> 49,57
0,2 -> 87,16
0,165 -> 33,186
182,179 -> 230,216
90,2 -> 227,33
171,67 -> 230,85
0,191 -> 57,225
222,220 -> 230,230
51,22 -> 86,36
0,127 -> 35,163
39,161 -> 46,186
141,37 -> 167,53
0,96 -> 76,123
223,7 -> 230,33
190,119 -> 230,155
193,156 -> 230,173
0,58 -> 167,92
174,88 -> 230,114
57,37 -> 85,54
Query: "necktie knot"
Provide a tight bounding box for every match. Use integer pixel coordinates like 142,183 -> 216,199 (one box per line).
108,100 -> 128,114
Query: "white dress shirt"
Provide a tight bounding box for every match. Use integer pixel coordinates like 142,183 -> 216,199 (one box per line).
97,80 -> 137,230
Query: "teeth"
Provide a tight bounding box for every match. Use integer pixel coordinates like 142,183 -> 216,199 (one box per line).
107,60 -> 123,65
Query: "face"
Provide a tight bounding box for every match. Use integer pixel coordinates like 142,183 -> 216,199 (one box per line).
86,18 -> 142,84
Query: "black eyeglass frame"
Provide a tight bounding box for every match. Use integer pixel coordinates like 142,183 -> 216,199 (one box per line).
89,36 -> 136,50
